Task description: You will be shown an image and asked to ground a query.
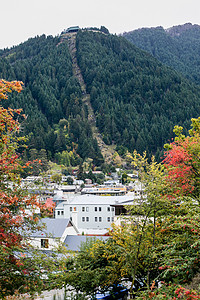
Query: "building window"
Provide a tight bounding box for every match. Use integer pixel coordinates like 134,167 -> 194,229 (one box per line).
112,207 -> 115,212
95,207 -> 97,212
107,207 -> 110,212
107,217 -> 110,222
99,217 -> 102,222
82,217 -> 85,222
95,217 -> 97,222
61,211 -> 64,215
82,207 -> 85,212
41,239 -> 49,248
70,207 -> 72,212
86,207 -> 89,212
57,211 -> 60,215
112,217 -> 114,222
86,217 -> 89,222
99,207 -> 101,212
74,207 -> 76,211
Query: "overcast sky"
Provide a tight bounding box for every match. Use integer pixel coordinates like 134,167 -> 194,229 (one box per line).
1,0 -> 199,49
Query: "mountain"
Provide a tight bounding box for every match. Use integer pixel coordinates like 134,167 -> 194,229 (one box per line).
122,23 -> 200,85
1,28 -> 200,166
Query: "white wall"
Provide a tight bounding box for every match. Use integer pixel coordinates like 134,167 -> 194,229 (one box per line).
29,237 -> 59,251
62,203 -> 115,230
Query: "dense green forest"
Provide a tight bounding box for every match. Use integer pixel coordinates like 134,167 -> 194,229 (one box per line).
76,30 -> 200,158
1,28 -> 200,166
0,35 -> 103,167
123,23 -> 200,85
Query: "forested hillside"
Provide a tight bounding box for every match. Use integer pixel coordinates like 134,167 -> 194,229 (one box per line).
123,23 -> 200,85
1,28 -> 200,165
76,30 -> 200,158
0,35 -> 103,167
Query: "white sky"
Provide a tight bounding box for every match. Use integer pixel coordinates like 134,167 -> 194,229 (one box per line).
1,0 -> 199,49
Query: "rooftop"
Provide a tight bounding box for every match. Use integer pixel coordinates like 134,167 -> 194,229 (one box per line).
55,193 -> 136,208
29,218 -> 71,238
64,235 -> 109,251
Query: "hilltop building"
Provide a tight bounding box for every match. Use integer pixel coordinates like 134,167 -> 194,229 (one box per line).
62,26 -> 80,34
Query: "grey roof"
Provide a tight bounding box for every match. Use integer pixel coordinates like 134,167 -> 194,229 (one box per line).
30,218 -> 70,238
55,193 -> 135,206
53,195 -> 65,201
59,185 -> 76,191
113,199 -> 137,205
64,235 -> 109,251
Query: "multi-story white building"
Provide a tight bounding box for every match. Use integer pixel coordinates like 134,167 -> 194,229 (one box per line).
54,193 -> 135,234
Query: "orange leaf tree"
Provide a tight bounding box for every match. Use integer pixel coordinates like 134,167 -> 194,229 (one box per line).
163,118 -> 200,200
0,80 -> 50,297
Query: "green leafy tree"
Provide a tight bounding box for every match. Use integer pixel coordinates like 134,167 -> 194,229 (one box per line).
66,176 -> 74,185
63,238 -> 125,297
51,173 -> 62,184
110,151 -> 169,297
156,202 -> 200,285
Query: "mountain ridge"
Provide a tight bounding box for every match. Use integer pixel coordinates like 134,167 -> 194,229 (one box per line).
166,22 -> 200,37
122,23 -> 200,85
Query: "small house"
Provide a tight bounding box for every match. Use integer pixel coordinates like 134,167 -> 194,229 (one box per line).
28,218 -> 79,250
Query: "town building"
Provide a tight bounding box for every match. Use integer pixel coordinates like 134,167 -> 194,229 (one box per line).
81,185 -> 127,196
54,192 -> 136,234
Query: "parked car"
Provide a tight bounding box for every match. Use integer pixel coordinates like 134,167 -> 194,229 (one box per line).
91,285 -> 128,299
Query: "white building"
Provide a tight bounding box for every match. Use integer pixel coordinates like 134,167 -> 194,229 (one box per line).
54,193 -> 136,234
81,185 -> 126,196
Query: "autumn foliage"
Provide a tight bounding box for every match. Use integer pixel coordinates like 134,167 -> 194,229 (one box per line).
143,282 -> 200,299
0,80 -> 44,297
163,119 -> 200,199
